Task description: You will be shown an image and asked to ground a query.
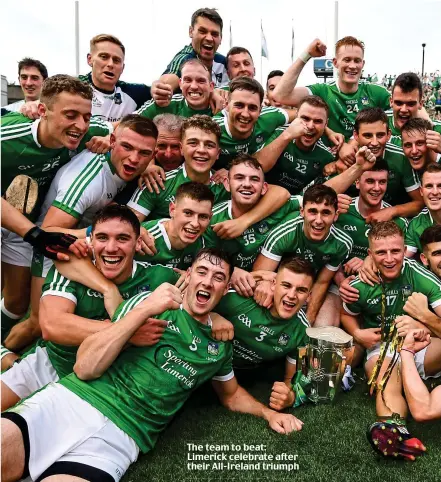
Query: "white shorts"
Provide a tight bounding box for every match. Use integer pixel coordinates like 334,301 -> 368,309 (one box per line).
1,346 -> 58,398
1,228 -> 33,267
6,383 -> 139,481
366,343 -> 441,380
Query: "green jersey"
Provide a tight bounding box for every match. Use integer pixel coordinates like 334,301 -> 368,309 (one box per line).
137,218 -> 205,269
343,258 -> 441,330
203,196 -> 302,270
336,197 -> 408,260
215,290 -> 310,368
127,164 -> 229,220
261,213 -> 353,273
60,292 -> 233,453
405,208 -> 436,254
263,127 -> 334,194
39,261 -> 178,378
307,80 -> 390,141
386,110 -> 441,148
136,94 -> 212,119
1,114 -> 111,218
213,106 -> 289,169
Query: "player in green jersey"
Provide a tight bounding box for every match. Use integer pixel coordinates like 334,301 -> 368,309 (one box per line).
226,47 -> 255,81
1,205 -> 175,412
341,222 -> 441,444
272,36 -> 390,160
137,182 -> 213,268
213,77 -> 293,169
1,249 -> 303,482
255,95 -> 335,194
420,225 -> 441,280
153,114 -> 184,172
336,159 -> 408,275
386,73 -> 441,148
136,59 -> 214,120
405,164 -> 441,256
402,119 -> 441,180
255,184 -> 353,326
266,70 -> 285,108
1,75 -> 112,343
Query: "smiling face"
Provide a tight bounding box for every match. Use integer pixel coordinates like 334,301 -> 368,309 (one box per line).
354,121 -> 390,158
226,162 -> 267,209
38,92 -> 92,150
183,254 -> 230,322
227,52 -> 255,80
301,201 -> 338,241
421,171 -> 441,212
182,127 -> 220,178
390,86 -> 422,130
87,41 -> 125,91
110,127 -> 156,182
402,129 -> 428,171
179,63 -> 213,110
155,127 -> 183,172
92,218 -> 140,284
19,66 -> 44,101
296,102 -> 328,149
169,196 -> 212,246
333,45 -> 365,87
270,268 -> 313,320
421,240 -> 441,278
356,170 -> 388,208
368,235 -> 405,282
266,75 -> 283,107
226,89 -> 261,139
189,16 -> 222,64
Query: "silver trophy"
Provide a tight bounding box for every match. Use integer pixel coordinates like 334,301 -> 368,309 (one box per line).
297,327 -> 354,403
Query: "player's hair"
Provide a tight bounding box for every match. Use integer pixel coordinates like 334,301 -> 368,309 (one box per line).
279,256 -> 315,281
226,47 -> 254,66
90,34 -> 125,55
117,114 -> 158,139
153,113 -> 184,134
392,72 -> 423,99
354,107 -> 389,132
40,74 -> 93,108
18,58 -> 48,79
401,118 -> 432,138
303,184 -> 338,211
368,221 -> 404,243
181,115 -> 221,143
228,153 -> 263,173
298,95 -> 329,116
335,36 -> 365,56
267,70 -> 284,85
422,163 -> 441,183
229,77 -> 265,105
180,58 -> 211,81
360,157 -> 389,175
92,204 -> 140,237
175,181 -> 215,206
191,8 -> 223,32
420,225 -> 441,251
193,248 -> 234,278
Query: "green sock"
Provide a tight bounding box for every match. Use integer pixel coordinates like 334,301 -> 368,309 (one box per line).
1,299 -> 21,342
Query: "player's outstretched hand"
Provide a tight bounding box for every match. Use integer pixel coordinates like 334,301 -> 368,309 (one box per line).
210,313 -> 234,341
269,382 -> 295,411
23,227 -> 77,261
85,135 -> 111,154
210,89 -> 228,114
339,275 -> 359,303
151,81 -> 173,107
138,164 -> 166,193
19,100 -> 40,119
210,168 -> 229,184
306,38 -> 327,58
265,410 -> 304,434
355,146 -> 376,171
231,268 -> 256,298
426,130 -> 441,154
394,315 -> 426,338
141,283 -> 183,316
129,318 -> 168,346
358,255 -> 380,286
402,328 -> 431,354
254,280 -> 274,308
344,257 -> 364,275
285,117 -> 308,140
138,226 -> 157,256
337,193 -> 352,214
213,218 -> 247,239
338,143 -> 357,167
403,292 -> 430,323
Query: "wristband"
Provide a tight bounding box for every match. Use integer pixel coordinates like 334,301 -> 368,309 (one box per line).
401,348 -> 415,356
299,51 -> 311,64
23,225 -> 42,245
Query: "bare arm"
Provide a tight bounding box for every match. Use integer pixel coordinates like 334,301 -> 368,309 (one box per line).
74,283 -> 182,380
212,377 -> 303,433
1,198 -> 35,237
306,267 -> 335,324
253,253 -> 280,272
403,293 -> 441,338
39,295 -> 111,345
41,206 -> 78,230
159,74 -> 180,92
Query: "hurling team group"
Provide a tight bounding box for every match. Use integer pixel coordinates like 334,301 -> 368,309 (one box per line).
1,6 -> 441,481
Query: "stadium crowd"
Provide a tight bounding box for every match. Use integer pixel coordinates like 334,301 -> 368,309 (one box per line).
1,7 -> 441,481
